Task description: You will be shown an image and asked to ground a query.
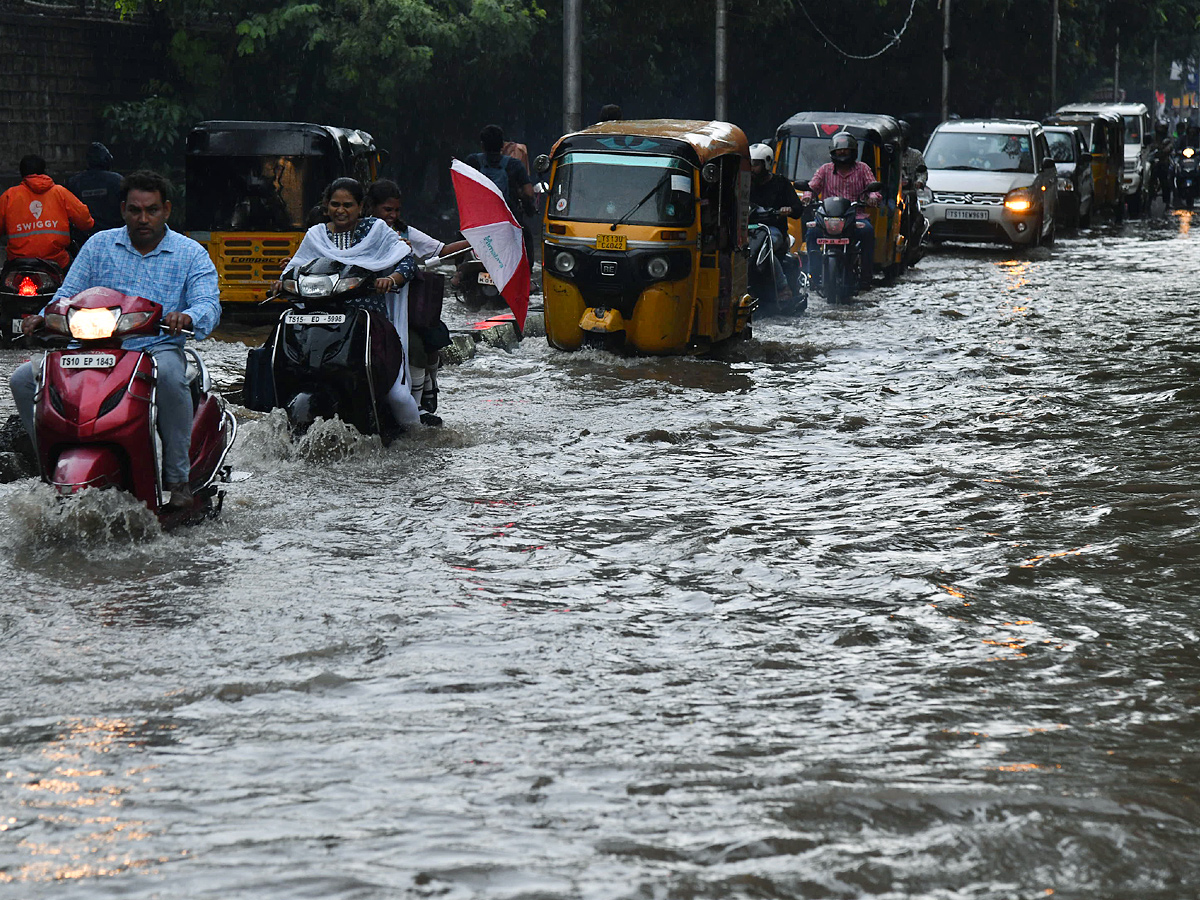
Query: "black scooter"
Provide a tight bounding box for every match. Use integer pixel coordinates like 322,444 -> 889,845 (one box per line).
244,257 -> 404,439
0,258 -> 62,345
798,180 -> 882,304
1173,148 -> 1199,209
747,207 -> 807,316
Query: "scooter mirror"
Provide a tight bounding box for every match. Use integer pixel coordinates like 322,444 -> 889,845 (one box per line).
864,181 -> 883,193
794,180 -> 810,192
701,162 -> 720,184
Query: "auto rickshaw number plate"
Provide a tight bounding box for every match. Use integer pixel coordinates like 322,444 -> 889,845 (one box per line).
61,353 -> 117,369
477,272 -> 495,286
286,313 -> 347,326
595,234 -> 627,251
816,238 -> 850,246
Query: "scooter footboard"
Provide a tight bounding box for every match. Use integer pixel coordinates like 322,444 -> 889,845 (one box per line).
51,446 -> 123,495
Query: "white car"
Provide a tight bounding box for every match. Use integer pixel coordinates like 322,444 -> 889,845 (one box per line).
923,119 -> 1059,247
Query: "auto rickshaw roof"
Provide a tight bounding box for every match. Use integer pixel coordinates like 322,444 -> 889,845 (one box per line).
1045,111 -> 1123,127
551,119 -> 749,165
186,121 -> 377,157
775,112 -> 902,144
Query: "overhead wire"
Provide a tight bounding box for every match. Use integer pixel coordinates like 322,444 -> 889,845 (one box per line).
793,0 -> 920,61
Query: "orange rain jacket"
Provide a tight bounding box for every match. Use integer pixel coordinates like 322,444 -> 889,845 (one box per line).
0,174 -> 95,269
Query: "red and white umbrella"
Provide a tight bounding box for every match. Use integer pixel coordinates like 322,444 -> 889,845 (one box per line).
450,158 -> 530,331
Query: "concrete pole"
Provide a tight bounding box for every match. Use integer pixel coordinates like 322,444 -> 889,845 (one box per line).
1114,29 -> 1120,102
941,0 -> 951,121
715,0 -> 727,120
1050,0 -> 1059,112
564,0 -> 582,133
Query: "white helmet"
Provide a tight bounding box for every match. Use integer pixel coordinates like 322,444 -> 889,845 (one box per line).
749,143 -> 773,165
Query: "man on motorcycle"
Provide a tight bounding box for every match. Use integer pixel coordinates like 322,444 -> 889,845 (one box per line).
10,170 -> 220,510
748,142 -> 803,297
0,155 -> 94,270
803,133 -> 882,287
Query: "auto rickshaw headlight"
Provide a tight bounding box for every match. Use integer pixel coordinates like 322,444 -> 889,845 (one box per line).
646,256 -> 670,279
554,251 -> 576,274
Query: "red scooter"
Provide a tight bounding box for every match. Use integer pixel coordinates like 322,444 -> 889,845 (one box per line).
33,287 -> 236,522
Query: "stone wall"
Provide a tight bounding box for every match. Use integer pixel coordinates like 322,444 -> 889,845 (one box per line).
0,0 -> 158,182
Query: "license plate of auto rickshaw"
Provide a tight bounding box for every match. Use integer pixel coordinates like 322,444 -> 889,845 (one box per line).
595,234 -> 627,251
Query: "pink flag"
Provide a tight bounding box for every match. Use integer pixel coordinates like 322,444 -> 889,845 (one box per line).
450,158 -> 530,331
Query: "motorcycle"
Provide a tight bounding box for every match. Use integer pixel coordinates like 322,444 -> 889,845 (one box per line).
452,255 -> 507,311
249,257 -> 405,439
1173,147 -> 1199,209
747,207 -> 807,316
798,180 -> 883,304
32,287 -> 236,522
1,258 -> 63,345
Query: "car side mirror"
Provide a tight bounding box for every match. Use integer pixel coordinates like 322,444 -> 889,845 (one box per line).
1041,158 -> 1056,172
534,154 -> 550,174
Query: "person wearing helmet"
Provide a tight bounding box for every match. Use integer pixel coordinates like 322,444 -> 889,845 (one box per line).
804,132 -> 883,288
67,142 -> 123,236
748,142 -> 804,297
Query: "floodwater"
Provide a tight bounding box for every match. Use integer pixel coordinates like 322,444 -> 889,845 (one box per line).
2,212 -> 1199,899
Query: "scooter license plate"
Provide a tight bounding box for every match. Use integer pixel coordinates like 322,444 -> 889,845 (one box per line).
477,272 -> 495,286
61,353 -> 116,369
11,318 -> 22,335
816,238 -> 851,245
286,313 -> 346,326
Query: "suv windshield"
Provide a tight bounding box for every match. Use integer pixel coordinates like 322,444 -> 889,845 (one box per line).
1045,131 -> 1077,163
548,152 -> 694,225
925,132 -> 1034,173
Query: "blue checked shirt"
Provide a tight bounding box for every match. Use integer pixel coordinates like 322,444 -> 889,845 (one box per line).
50,225 -> 221,350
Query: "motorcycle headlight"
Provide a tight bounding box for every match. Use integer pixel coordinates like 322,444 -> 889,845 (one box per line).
1057,177 -> 1074,192
43,312 -> 68,335
554,251 -> 576,274
115,311 -> 155,335
1184,147 -> 1195,159
299,274 -> 335,297
282,278 -> 298,295
646,256 -> 670,279
824,217 -> 846,236
67,306 -> 119,340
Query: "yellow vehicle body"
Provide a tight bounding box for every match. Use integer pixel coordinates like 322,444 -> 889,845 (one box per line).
185,121 -> 383,312
1044,112 -> 1124,216
540,119 -> 754,355
773,112 -> 908,275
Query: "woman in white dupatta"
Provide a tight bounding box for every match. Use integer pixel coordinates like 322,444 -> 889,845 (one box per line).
285,178 -> 421,427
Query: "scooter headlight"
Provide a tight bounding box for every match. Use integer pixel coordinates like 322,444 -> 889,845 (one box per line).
68,306 -> 119,340
554,251 -> 576,274
1185,147 -> 1195,159
43,312 -> 68,335
1057,177 -> 1074,192
334,276 -> 364,294
298,274 -> 335,297
824,217 -> 846,236
646,256 -> 670,279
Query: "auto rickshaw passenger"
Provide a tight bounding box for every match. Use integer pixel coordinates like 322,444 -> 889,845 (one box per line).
803,132 -> 882,286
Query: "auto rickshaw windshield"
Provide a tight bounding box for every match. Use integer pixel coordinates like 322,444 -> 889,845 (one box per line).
777,136 -> 865,182
548,152 -> 695,226
186,155 -> 324,231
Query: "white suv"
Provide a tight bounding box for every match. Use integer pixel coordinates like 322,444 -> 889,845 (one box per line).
1055,101 -> 1152,216
923,119 -> 1059,247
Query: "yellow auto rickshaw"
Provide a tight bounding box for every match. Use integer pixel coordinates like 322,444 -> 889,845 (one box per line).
1042,112 -> 1124,220
185,121 -> 385,313
772,112 -> 908,277
537,119 -> 754,354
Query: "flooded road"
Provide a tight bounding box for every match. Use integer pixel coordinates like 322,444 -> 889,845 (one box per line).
2,211 -> 1199,899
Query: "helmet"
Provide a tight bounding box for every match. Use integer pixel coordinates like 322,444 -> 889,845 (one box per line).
749,143 -> 774,166
830,132 -> 858,165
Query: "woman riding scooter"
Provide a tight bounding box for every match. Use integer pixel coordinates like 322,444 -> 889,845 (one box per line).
803,133 -> 882,290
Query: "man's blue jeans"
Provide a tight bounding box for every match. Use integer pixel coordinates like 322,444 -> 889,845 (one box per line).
10,346 -> 193,484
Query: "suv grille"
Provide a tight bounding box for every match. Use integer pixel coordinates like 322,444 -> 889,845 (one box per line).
932,191 -> 1005,206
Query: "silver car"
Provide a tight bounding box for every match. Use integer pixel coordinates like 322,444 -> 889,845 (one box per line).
923,119 -> 1059,247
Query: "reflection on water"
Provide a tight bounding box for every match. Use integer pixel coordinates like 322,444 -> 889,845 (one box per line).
2,207 -> 1200,897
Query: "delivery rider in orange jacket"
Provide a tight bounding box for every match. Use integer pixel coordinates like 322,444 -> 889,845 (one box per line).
0,154 -> 94,270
